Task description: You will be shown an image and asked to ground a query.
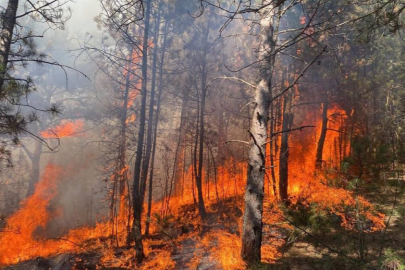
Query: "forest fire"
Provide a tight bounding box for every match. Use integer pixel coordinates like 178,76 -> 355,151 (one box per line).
1,0 -> 404,269
286,106 -> 385,231
0,165 -> 66,265
41,120 -> 85,139
0,163 -> 125,267
0,103 -> 386,269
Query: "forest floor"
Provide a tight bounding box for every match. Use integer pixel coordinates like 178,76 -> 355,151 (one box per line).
3,176 -> 405,270
272,175 -> 405,270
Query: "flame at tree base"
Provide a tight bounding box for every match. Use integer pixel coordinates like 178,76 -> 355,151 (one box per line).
0,117 -> 387,269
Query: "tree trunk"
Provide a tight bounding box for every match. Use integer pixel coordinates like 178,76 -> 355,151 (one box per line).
164,92 -> 186,214
316,100 -> 329,170
113,56 -> 132,245
279,89 -> 294,201
145,19 -> 168,237
269,102 -> 278,197
26,141 -> 43,197
195,26 -> 210,220
241,1 -> 275,264
0,0 -> 18,92
139,4 -> 161,213
132,0 -> 151,263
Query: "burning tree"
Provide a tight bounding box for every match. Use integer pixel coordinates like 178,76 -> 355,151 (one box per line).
1,0 -> 405,269
199,0 -> 405,265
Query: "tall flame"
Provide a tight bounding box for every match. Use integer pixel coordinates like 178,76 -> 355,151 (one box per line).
0,164 -> 131,267
0,165 -> 66,265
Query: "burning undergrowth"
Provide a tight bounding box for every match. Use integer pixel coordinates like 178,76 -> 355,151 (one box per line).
0,161 -> 386,269
0,104 -> 387,269
0,163 -> 110,267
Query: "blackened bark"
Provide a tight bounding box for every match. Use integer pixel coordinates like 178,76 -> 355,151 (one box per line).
0,0 -> 18,92
316,101 -> 329,170
132,0 -> 151,263
118,59 -> 133,196
195,26 -> 210,220
164,92 -> 186,214
26,141 -> 43,197
140,5 -> 161,210
145,18 -> 168,237
112,59 -> 132,245
279,90 -> 294,201
269,103 -> 277,197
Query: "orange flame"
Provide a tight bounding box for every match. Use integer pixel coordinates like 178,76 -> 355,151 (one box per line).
41,120 -> 84,139
0,164 -> 127,267
125,114 -> 136,124
0,98 -> 385,268
0,165 -> 66,265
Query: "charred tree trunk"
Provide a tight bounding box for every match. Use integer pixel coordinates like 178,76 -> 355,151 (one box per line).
316,100 -> 329,170
113,57 -> 133,245
145,19 -> 169,237
193,88 -> 200,206
279,89 -> 294,202
132,0 -> 151,263
118,57 -> 134,197
164,92 -> 186,214
175,89 -> 189,192
140,5 -> 161,215
191,139 -> 197,205
269,102 -> 278,197
217,107 -> 230,163
207,141 -> 220,203
195,26 -> 210,220
26,141 -> 43,197
0,0 -> 18,92
241,2 -> 275,264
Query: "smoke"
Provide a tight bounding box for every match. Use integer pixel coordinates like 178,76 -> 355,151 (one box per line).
1,0 -> 401,243
0,0 -> 109,229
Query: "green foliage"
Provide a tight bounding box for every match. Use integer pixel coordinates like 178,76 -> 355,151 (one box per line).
395,205 -> 405,220
152,213 -> 175,230
351,136 -> 371,159
286,203 -> 337,235
380,249 -> 405,270
307,207 -> 335,234
347,178 -> 366,191
316,254 -> 361,270
341,161 -> 350,173
375,144 -> 391,165
247,262 -> 274,270
396,142 -> 405,163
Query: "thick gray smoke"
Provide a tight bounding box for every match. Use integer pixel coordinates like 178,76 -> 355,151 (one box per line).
0,0 -> 110,231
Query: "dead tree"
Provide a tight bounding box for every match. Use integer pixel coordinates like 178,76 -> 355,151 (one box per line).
194,25 -> 210,220
279,70 -> 295,202
316,96 -> 329,170
132,0 -> 151,263
145,9 -> 169,237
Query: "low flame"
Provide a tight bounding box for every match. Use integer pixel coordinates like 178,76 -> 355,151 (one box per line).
126,114 -> 136,124
0,103 -> 385,268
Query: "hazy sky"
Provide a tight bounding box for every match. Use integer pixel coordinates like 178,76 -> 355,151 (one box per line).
65,0 -> 102,39
0,0 -> 103,70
